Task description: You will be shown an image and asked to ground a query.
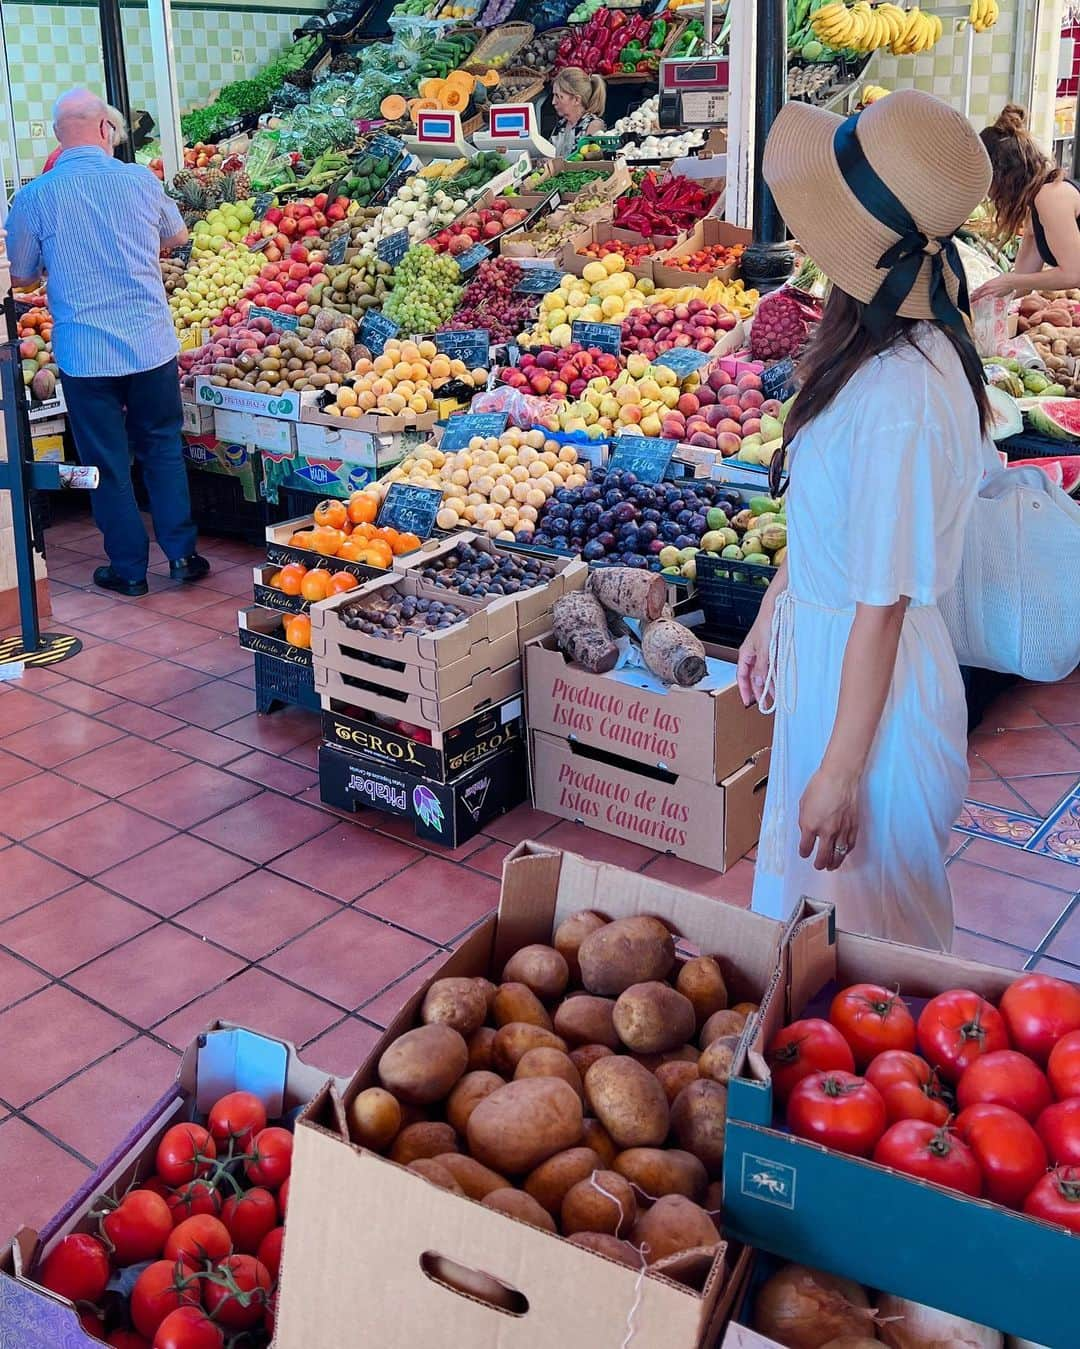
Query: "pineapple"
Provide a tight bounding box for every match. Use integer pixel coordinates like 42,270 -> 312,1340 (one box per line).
172,174 -> 212,216
201,166 -> 225,196
220,170 -> 250,203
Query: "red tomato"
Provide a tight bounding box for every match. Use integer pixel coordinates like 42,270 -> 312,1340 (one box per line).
956,1103 -> 1048,1209
1048,1029 -> 1080,1100
207,1092 -> 267,1153
256,1225 -> 285,1281
1023,1165 -> 1080,1233
221,1187 -> 278,1255
766,1018 -> 855,1103
786,1070 -> 887,1157
277,1177 -> 290,1219
829,984 -> 916,1068
201,1254 -> 272,1331
956,1049 -> 1052,1122
102,1189 -> 173,1266
108,1333 -> 151,1349
130,1261 -> 202,1340
244,1127 -> 293,1190
37,1233 -> 110,1304
864,1050 -> 951,1126
139,1177 -> 172,1202
156,1125 -> 217,1189
164,1215 -> 232,1269
916,989 -> 1010,1083
1000,973 -> 1080,1065
151,1307 -> 223,1349
1036,1096 -> 1080,1165
873,1120 -> 983,1196
167,1181 -> 221,1224
80,1308 -> 106,1339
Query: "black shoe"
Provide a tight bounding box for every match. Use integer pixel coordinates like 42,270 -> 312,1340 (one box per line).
169,554 -> 211,583
93,566 -> 149,597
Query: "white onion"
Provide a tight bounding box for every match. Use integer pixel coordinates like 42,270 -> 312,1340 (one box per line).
877,1294 -> 1003,1349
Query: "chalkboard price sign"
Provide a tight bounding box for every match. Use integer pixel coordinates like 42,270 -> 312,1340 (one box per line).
571,321 -> 622,355
607,436 -> 677,484
377,229 -> 410,267
456,243 -> 490,274
761,356 -> 795,402
515,270 -> 563,295
377,483 -> 443,540
327,234 -> 349,265
439,412 -> 508,451
435,330 -> 490,370
654,347 -> 711,377
368,132 -> 404,162
173,240 -> 194,266
248,305 -> 299,332
253,192 -> 276,219
359,311 -> 401,356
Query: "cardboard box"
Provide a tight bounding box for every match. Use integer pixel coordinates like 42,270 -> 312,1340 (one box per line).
0,1023 -> 337,1349
561,222 -> 664,282
321,690 -> 525,783
214,407 -> 298,456
194,375 -> 310,422
295,418 -> 405,469
724,910 -> 1080,1348
300,403 -> 439,436
253,562 -> 307,615
238,603 -> 313,667
31,429 -> 65,463
315,658 -> 523,736
181,396 -> 215,435
275,841 -> 792,1349
653,219 -> 752,290
264,515 -> 390,581
318,737 -> 527,846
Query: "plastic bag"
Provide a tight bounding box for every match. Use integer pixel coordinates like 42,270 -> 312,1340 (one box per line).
469,387 -> 563,428
971,293 -> 1011,359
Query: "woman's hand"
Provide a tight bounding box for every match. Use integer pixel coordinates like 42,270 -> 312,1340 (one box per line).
971,273 -> 1017,302
737,612 -> 772,708
798,765 -> 861,871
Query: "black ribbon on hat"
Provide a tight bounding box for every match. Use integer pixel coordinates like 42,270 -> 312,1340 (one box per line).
833,113 -> 971,335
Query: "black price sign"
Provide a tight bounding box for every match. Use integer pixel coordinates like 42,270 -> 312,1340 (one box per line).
435,329 -> 490,370
248,305 -> 298,331
515,269 -> 563,295
571,321 -> 622,355
607,436 -> 676,483
253,192 -> 275,219
440,412 -> 508,451
456,243 -> 490,274
377,483 -> 442,539
655,347 -> 710,377
761,356 -> 795,402
327,234 -> 349,265
360,311 -> 400,355
377,228 -> 410,266
173,240 -> 193,266
369,132 -> 404,161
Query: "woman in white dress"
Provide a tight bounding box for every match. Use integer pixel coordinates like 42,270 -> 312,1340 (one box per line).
738,91 -> 996,950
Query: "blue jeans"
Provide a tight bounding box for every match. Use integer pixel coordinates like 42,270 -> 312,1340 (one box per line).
61,357 -> 197,582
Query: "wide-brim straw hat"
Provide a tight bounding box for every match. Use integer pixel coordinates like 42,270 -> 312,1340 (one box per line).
763,89 -> 991,323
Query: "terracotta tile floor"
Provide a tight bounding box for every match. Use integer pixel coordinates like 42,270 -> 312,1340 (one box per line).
0,508 -> 1078,1246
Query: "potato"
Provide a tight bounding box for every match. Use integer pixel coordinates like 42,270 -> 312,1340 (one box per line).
399,1104 -> 429,1128
613,1148 -> 707,1203
473,977 -> 498,1015
585,1057 -> 669,1149
632,1195 -> 720,1265
480,1188 -> 557,1233
567,1232 -> 641,1268
524,1147 -> 603,1215
698,1035 -> 740,1086
467,1078 -> 584,1173
346,1087 -> 402,1151
570,1044 -> 616,1076
446,1070 -> 504,1135
554,909 -> 608,983
378,1025 -> 468,1106
467,1026 -> 497,1072
421,978 -> 488,1036
502,945 -> 569,1001
515,1048 -> 583,1101
700,1009 -> 747,1048
554,995 -> 619,1049
670,1080 -> 728,1177
655,1060 -> 699,1105
493,982 -> 553,1030
390,1121 -> 459,1166
578,916 -> 676,996
582,1118 -> 618,1168
732,1001 -> 759,1020
675,956 -> 728,1029
613,982 -> 696,1054
408,1158 -> 464,1194
438,1153 -> 509,1200
562,1170 -> 637,1237
492,1023 -> 567,1075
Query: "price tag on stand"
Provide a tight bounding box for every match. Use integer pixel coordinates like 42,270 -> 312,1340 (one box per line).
761,356 -> 795,402
654,347 -> 711,377
456,243 -> 490,274
252,192 -> 276,219
607,436 -> 677,483
368,132 -> 404,161
435,330 -> 490,370
327,234 -> 349,265
376,483 -> 443,540
377,229 -> 410,267
359,311 -> 400,355
571,321 -> 622,355
248,305 -> 299,331
515,269 -> 563,295
173,240 -> 194,266
439,412 -> 508,451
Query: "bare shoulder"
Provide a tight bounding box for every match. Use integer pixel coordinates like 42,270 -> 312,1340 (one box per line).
1034,178 -> 1080,216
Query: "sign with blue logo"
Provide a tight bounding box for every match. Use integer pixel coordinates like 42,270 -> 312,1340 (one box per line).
440,412 -> 508,451
435,330 -> 490,370
740,1154 -> 796,1210
490,105 -> 532,139
607,436 -> 677,484
571,321 -> 622,355
416,111 -> 457,143
360,311 -> 401,356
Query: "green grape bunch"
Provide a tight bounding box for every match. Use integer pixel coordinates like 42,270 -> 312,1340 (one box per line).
383,244 -> 464,332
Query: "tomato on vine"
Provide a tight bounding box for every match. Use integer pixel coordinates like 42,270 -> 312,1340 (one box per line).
101,1189 -> 173,1266
207,1091 -> 267,1154
155,1125 -> 217,1189
244,1127 -> 293,1190
130,1260 -> 201,1340
201,1253 -> 272,1331
829,984 -> 916,1068
37,1233 -> 110,1304
164,1215 -> 232,1269
166,1181 -> 221,1224
220,1187 -> 278,1255
150,1306 -> 223,1349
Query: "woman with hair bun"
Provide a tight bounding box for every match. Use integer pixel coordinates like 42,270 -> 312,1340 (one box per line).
972,103 -> 1080,300
550,67 -> 607,159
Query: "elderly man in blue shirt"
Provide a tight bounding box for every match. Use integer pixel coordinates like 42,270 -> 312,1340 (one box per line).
7,88 -> 209,597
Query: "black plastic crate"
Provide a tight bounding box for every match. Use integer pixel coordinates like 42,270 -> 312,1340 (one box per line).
254,651 -> 320,715
694,550 -> 775,636
1000,430 -> 1074,462
186,469 -> 268,545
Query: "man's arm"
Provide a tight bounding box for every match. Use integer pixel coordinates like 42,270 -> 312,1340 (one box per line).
6,192 -> 43,287
157,182 -> 188,254
161,224 -> 189,252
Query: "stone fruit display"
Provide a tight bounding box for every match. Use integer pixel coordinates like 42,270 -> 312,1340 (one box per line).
338,591 -> 470,637
576,237 -> 651,268
498,344 -> 625,399
414,541 -> 560,598
188,311 -> 358,394
619,299 -> 741,360
17,306 -> 59,398
528,356 -> 701,438
428,197 -> 530,254
658,367 -> 787,463
321,337 -> 485,419
519,258 -> 655,349
243,196 -> 351,258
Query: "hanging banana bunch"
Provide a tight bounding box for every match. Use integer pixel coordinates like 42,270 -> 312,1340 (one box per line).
968,0 -> 1000,32
889,5 -> 943,53
811,1 -> 943,56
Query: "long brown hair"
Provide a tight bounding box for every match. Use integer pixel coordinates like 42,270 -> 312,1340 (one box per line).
772,287 -> 991,495
980,103 -> 1059,242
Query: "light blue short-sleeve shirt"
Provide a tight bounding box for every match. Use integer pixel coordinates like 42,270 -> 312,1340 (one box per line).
6,146 -> 185,379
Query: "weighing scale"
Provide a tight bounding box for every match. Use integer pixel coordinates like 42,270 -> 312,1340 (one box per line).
658,55 -> 730,129
404,109 -> 476,161
472,103 -> 555,160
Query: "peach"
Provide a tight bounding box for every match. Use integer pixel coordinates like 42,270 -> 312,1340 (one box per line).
677,393 -> 700,416
717,433 -> 742,456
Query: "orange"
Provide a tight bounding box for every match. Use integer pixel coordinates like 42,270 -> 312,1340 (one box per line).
393,531 -> 422,555
300,569 -> 333,602
329,571 -> 359,593
277,564 -> 307,596
285,614 -> 311,649
310,526 -> 344,557
347,492 -> 378,526
314,499 -> 347,530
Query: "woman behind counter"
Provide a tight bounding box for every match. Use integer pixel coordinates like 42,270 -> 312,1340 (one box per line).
550,67 -> 607,159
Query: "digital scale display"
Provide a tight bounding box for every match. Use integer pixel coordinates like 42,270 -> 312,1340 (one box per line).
659,56 -> 730,129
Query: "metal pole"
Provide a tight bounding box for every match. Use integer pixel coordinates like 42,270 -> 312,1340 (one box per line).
752,0 -> 787,243
98,0 -> 135,163
0,339 -> 41,651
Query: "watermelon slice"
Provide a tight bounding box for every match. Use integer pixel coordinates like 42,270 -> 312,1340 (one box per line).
987,384 -> 1022,441
1009,455 -> 1080,496
1025,398 -> 1080,441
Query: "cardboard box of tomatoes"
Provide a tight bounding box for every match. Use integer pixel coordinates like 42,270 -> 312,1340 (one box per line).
724,905 -> 1080,1348
0,1024 -> 341,1348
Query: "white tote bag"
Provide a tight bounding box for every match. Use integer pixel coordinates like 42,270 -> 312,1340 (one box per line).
940,463 -> 1080,683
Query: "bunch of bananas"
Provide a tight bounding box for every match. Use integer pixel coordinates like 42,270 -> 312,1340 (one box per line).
861,84 -> 891,104
811,2 -> 942,55
969,0 -> 999,32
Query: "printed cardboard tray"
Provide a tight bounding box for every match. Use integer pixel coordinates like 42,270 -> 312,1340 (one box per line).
264,515 -> 390,581
237,603 -> 313,666
315,657 -> 523,735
